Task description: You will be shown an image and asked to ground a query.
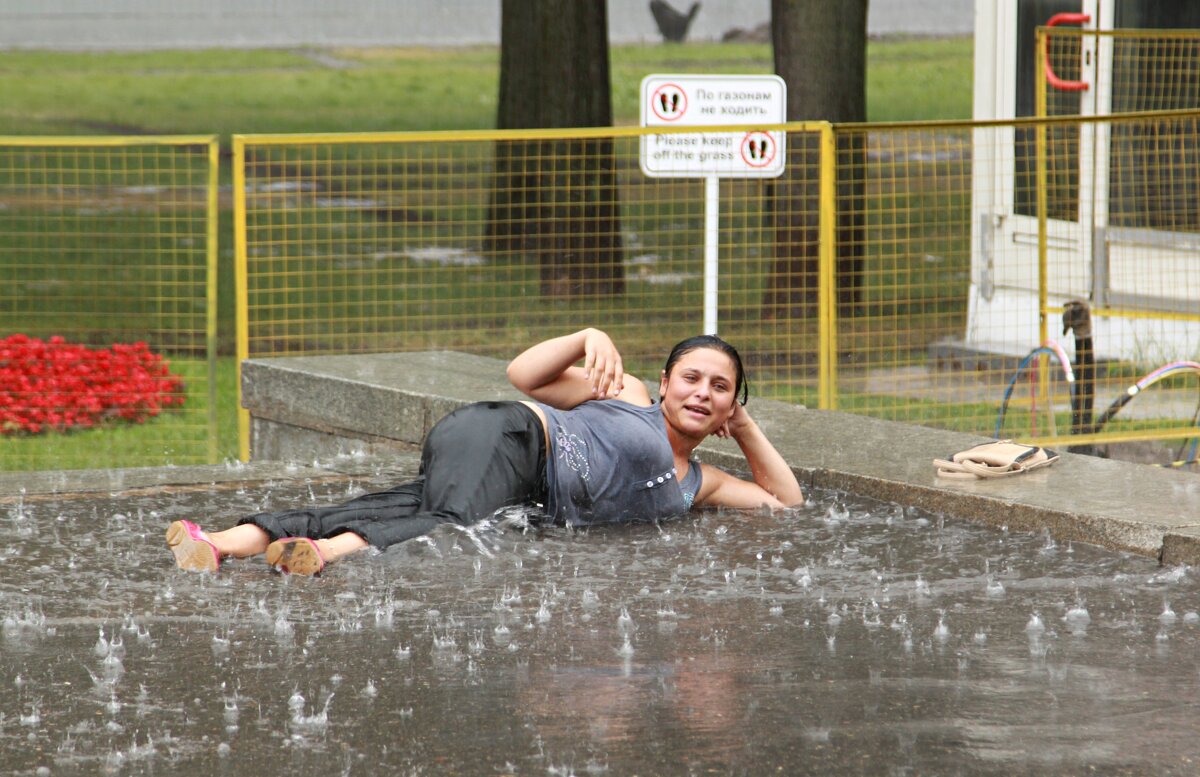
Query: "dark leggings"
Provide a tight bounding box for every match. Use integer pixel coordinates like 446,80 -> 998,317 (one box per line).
238,401 -> 547,550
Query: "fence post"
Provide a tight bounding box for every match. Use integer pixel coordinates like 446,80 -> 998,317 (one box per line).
233,135 -> 251,462
1035,28 -> 1050,350
206,137 -> 221,464
818,122 -> 838,410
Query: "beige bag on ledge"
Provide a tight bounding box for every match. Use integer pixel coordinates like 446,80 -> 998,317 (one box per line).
934,439 -> 1059,480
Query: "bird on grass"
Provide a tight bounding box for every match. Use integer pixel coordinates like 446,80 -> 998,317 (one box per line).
650,0 -> 701,42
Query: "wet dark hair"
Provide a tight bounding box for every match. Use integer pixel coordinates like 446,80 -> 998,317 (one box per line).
661,334 -> 749,405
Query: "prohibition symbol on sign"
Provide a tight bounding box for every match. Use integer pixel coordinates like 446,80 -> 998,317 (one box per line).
651,83 -> 687,121
741,132 -> 777,168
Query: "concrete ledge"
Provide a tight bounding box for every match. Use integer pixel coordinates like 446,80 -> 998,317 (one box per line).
241,352 -> 522,458
236,351 -> 1200,565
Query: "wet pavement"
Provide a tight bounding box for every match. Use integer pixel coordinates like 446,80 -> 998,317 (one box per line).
4,469 -> 1200,776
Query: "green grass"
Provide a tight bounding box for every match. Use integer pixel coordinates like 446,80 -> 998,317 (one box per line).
0,47 -> 503,135
866,36 -> 975,122
0,37 -> 973,137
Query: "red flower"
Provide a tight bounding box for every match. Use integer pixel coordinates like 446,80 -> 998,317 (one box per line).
0,335 -> 186,436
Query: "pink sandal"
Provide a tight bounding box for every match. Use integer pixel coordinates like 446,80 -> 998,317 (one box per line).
265,537 -> 325,576
165,520 -> 221,572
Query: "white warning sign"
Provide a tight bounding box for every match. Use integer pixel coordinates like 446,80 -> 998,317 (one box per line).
640,74 -> 787,178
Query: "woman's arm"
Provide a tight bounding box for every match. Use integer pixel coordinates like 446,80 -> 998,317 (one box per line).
507,328 -> 651,410
696,404 -> 804,508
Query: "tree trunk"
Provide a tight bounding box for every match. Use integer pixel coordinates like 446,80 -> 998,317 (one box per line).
765,0 -> 868,320
486,0 -> 625,298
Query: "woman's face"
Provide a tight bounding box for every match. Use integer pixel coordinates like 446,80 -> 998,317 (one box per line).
658,347 -> 739,439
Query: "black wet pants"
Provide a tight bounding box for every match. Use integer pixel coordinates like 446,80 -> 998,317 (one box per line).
238,401 -> 547,550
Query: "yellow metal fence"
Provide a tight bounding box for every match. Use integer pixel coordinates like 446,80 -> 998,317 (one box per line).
235,113 -> 1200,463
4,112 -> 1199,472
0,136 -> 220,471
232,125 -> 831,458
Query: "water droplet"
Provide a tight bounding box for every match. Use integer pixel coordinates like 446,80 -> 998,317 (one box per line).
20,704 -> 41,726
1040,531 -> 1057,554
617,607 -> 635,632
794,567 -> 813,588
1064,603 -> 1090,635
93,626 -> 109,657
933,616 -> 951,642
825,502 -> 849,523
290,692 -> 333,732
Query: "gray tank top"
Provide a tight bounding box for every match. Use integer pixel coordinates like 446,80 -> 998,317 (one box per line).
535,399 -> 703,527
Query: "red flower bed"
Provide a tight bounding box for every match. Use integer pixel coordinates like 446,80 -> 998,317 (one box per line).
0,334 -> 186,435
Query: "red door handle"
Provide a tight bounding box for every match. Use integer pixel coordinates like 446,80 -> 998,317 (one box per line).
1045,12 -> 1091,92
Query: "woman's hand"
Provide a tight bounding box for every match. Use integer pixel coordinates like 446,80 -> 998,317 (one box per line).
582,328 -> 625,399
713,402 -> 755,440
701,402 -> 804,508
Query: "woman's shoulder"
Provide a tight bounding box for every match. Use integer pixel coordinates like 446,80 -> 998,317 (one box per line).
613,376 -> 653,407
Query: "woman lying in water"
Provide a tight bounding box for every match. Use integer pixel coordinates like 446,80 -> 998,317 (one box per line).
166,327 -> 804,575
